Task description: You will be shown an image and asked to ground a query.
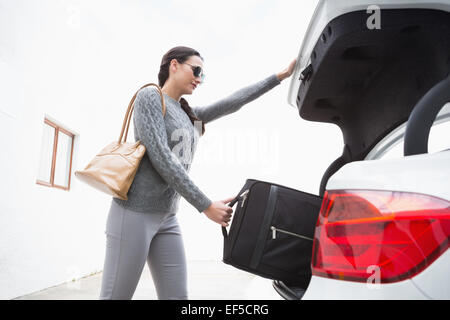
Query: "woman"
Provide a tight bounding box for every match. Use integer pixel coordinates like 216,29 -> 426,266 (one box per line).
99,46 -> 296,300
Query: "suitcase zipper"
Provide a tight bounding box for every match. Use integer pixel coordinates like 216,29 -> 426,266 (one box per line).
228,189 -> 250,246
240,189 -> 249,208
270,226 -> 313,241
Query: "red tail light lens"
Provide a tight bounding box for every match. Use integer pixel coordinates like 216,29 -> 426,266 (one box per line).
312,190 -> 450,283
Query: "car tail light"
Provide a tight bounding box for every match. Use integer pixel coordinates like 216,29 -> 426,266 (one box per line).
312,190 -> 450,283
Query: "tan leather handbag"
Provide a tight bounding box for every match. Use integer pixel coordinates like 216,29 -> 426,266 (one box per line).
75,83 -> 166,200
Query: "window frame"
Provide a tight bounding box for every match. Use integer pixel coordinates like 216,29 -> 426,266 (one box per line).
36,118 -> 75,191
365,103 -> 450,161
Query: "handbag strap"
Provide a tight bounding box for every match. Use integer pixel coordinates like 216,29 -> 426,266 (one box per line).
119,83 -> 166,143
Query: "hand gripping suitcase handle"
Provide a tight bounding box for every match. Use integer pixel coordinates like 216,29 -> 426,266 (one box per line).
221,196 -> 240,238
221,179 -> 255,238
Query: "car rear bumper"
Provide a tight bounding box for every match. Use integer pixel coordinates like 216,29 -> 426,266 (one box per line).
302,276 -> 429,300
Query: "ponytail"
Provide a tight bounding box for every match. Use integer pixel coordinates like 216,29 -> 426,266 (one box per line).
180,98 -> 205,136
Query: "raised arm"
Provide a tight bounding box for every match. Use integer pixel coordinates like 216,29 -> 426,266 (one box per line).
134,87 -> 212,213
191,74 -> 281,124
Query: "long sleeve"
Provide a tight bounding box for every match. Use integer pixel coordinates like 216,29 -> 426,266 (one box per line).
191,74 -> 281,124
133,87 -> 212,213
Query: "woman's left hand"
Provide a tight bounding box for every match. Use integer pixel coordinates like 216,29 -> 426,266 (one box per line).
276,58 -> 297,81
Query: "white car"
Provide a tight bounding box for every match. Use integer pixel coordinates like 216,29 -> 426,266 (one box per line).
273,0 -> 450,299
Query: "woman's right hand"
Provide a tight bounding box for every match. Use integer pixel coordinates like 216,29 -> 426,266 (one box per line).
203,197 -> 235,227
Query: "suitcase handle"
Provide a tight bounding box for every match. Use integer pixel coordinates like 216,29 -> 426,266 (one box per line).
221,197 -> 240,238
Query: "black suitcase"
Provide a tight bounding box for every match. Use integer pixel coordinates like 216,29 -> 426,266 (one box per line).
222,179 -> 322,287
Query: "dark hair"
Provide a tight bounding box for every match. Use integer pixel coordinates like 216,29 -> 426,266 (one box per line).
158,46 -> 206,136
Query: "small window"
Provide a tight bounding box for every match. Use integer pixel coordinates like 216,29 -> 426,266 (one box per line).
376,139 -> 404,160
429,120 -> 450,153
36,118 -> 75,190
371,118 -> 450,161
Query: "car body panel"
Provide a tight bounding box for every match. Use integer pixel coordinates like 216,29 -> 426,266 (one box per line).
302,275 -> 428,300
300,150 -> 450,300
327,150 -> 450,201
411,250 -> 450,299
303,250 -> 450,300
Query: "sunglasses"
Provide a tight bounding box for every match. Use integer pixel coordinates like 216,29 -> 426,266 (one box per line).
184,63 -> 205,83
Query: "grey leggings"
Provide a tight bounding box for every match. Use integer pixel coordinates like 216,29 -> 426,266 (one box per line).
99,200 -> 187,300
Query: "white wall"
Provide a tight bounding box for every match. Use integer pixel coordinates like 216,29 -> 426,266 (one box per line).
0,0 -> 342,299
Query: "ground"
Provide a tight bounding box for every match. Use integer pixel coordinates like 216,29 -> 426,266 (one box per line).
14,260 -> 283,300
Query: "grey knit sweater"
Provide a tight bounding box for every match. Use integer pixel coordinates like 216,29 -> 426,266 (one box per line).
113,74 -> 281,214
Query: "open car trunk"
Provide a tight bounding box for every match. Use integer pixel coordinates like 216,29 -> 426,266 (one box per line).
274,7 -> 450,299
298,8 -> 450,195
